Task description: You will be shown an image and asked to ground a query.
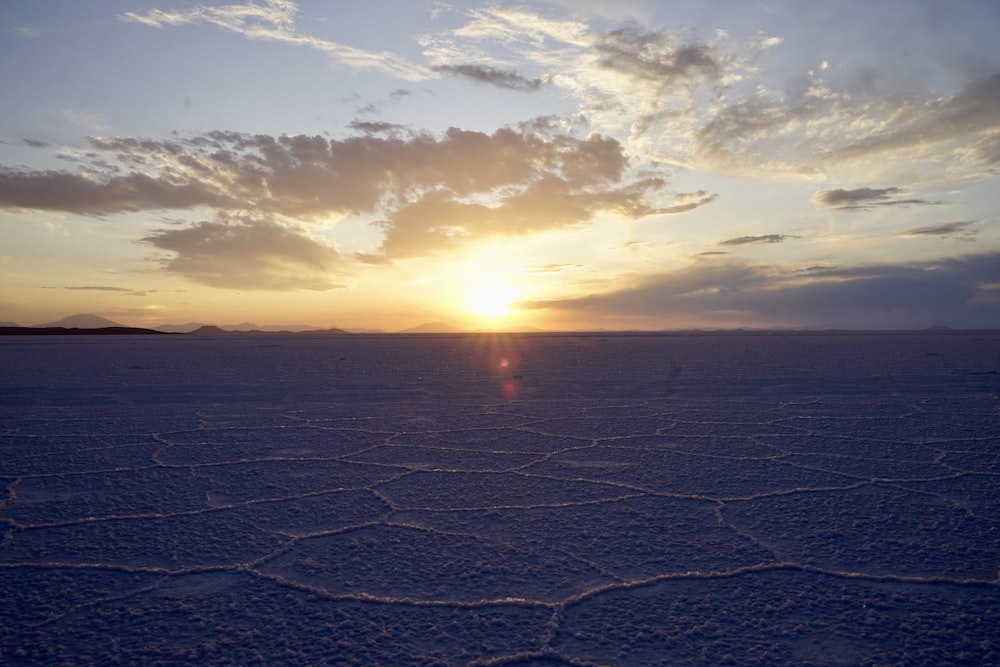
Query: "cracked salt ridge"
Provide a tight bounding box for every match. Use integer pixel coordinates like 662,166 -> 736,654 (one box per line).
1,332 -> 999,665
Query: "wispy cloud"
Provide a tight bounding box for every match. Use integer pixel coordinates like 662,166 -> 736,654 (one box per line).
660,190 -> 717,214
812,187 -> 942,211
433,7 -> 1000,186
12,26 -> 42,39
434,64 -> 547,91
62,108 -> 110,132
900,220 -> 979,239
527,263 -> 584,273
121,0 -> 430,81
719,234 -> 798,246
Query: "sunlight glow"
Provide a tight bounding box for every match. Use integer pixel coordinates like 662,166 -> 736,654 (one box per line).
464,284 -> 515,318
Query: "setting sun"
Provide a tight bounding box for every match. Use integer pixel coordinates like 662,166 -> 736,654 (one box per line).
465,284 -> 515,319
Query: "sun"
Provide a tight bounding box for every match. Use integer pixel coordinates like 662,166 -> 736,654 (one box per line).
465,284 -> 515,318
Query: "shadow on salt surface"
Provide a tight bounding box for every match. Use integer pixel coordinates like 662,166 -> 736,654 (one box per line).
2,512 -> 284,569
155,425 -> 384,464
5,468 -> 215,524
524,445 -> 853,498
722,484 -> 1000,579
781,452 -> 951,480
0,434 -> 161,476
395,495 -> 774,580
0,568 -> 549,666
261,523 -> 611,603
225,489 -> 391,536
344,444 -> 542,472
553,570 -> 1000,666
187,459 -> 399,504
377,471 -> 626,510
518,415 -> 678,439
938,446 -> 1000,473
388,427 -> 587,453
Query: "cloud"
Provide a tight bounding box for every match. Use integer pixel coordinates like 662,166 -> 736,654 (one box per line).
901,220 -> 979,239
115,3 -> 993,190
347,120 -> 409,134
62,108 -> 110,132
434,64 -> 547,91
2,125 -> 676,260
527,263 -> 583,273
660,190 -> 717,215
593,25 -> 724,84
141,216 -> 343,290
366,168 -> 669,260
812,187 -> 941,211
434,8 -> 1000,185
0,167 -> 234,215
523,252 -> 1000,329
63,286 -> 133,292
719,234 -> 798,246
829,74 -> 1000,161
121,0 -> 429,81
12,26 -> 42,39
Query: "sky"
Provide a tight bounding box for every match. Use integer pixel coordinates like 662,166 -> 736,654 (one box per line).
1,0 -> 999,331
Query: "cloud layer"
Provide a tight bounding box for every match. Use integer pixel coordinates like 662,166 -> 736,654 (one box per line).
525,252 -> 1000,329
2,124 -> 681,287
4,1 -> 998,330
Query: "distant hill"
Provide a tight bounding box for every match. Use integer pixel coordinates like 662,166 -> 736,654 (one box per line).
475,325 -> 549,333
36,313 -> 124,328
0,321 -> 20,327
158,321 -> 330,333
186,324 -> 350,335
155,322 -> 208,333
188,325 -> 231,335
398,321 -> 468,333
0,326 -> 169,336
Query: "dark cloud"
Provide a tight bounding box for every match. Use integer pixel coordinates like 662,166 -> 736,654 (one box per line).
812,186 -> 941,211
141,216 -> 343,291
434,64 -> 547,92
523,252 -> 1000,329
2,126 -> 648,215
1,125 -> 679,262
0,167 -> 232,215
719,234 -> 798,246
63,286 -> 132,292
901,221 -> 979,239
348,120 -> 408,134
594,25 -> 723,84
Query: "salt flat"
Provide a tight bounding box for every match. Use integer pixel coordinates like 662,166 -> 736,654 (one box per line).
1,331 -> 999,665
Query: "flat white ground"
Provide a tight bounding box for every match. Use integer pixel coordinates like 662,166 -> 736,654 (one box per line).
1,331 -> 998,665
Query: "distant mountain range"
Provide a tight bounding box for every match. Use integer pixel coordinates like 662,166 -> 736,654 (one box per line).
3,314 -> 543,335
36,314 -> 125,328
156,321 -> 327,333
0,313 -> 352,336
398,321 -> 468,333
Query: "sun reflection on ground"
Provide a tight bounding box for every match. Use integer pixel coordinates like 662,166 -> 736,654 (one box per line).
456,332 -> 530,400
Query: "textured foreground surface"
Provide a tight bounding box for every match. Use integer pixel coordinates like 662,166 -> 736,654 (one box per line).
2,331 -> 999,665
